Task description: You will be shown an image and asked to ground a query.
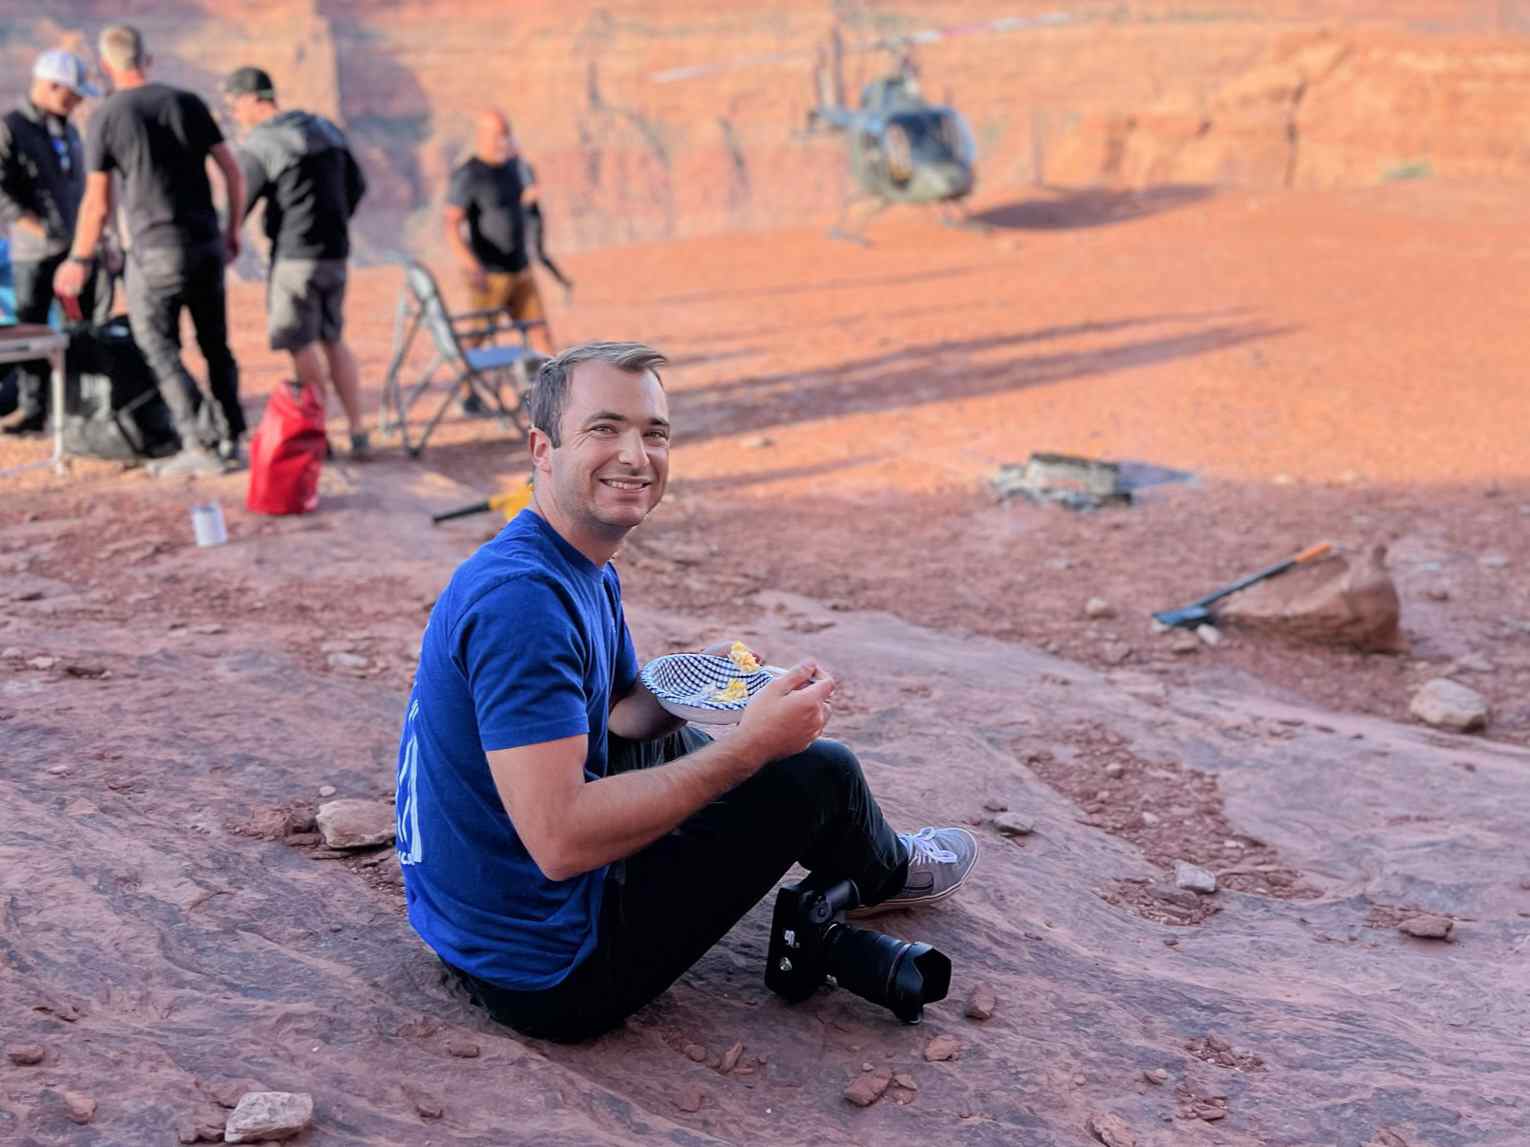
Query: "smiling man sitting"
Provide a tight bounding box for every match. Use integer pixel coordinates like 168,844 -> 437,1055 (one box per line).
394,340 -> 978,1041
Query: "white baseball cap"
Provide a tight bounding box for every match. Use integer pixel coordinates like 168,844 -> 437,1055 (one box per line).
34,49 -> 100,98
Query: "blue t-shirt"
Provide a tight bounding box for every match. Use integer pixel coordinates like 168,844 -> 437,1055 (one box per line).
395,510 -> 638,990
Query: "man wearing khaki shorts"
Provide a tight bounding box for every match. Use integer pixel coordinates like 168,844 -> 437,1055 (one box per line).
227,67 -> 370,457
444,109 -> 555,356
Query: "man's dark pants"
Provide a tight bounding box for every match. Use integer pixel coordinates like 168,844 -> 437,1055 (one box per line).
10,254 -> 111,417
125,241 -> 244,448
447,730 -> 909,1042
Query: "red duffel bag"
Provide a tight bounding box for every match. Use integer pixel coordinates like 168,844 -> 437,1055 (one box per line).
246,381 -> 326,515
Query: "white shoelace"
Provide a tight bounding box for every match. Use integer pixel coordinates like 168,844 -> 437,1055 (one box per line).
901,827 -> 958,866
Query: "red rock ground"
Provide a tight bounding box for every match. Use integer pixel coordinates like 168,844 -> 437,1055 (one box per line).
5,4 -> 1530,1145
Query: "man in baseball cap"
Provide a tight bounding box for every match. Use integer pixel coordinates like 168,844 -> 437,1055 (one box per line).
0,49 -> 111,433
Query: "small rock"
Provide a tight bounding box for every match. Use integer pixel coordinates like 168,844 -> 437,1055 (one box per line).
743,434 -> 774,449
673,1084 -> 704,1113
982,798 -> 1008,812
1409,679 -> 1489,733
317,784 -> 337,798
225,1092 -> 313,1143
1195,624 -> 1222,647
445,1038 -> 480,1058
315,798 -> 395,849
1397,914 -> 1454,941
1479,554 -> 1509,570
1084,597 -> 1116,620
1102,641 -> 1133,665
62,1090 -> 96,1125
1168,630 -> 1199,655
327,651 -> 369,671
6,1044 -> 45,1065
402,1082 -> 444,1120
964,983 -> 996,1021
1087,1111 -> 1137,1147
684,1042 -> 706,1063
1424,586 -> 1450,602
844,1069 -> 892,1107
1150,883 -> 1201,909
1103,762 -> 1125,778
1143,1067 -> 1169,1085
1204,1033 -> 1231,1052
1,646 -> 22,658
1193,1101 -> 1228,1121
861,1061 -> 874,1072
1174,862 -> 1217,894
892,1072 -> 918,1091
719,1040 -> 744,1073
27,655 -> 59,670
924,1034 -> 960,1062
1140,811 -> 1160,827
189,623 -> 225,635
992,812 -> 1035,837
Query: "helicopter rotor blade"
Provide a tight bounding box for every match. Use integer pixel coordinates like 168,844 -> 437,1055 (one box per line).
652,50 -> 812,84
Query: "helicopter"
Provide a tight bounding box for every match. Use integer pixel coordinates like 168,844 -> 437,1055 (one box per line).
654,12 -> 1080,239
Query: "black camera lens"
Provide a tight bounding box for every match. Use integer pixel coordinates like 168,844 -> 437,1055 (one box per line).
824,924 -> 952,1024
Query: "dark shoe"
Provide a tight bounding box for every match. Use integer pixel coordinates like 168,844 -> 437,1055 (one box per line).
149,447 -> 227,478
460,393 -> 488,418
348,430 -> 371,461
217,436 -> 245,471
1,409 -> 47,436
848,827 -> 979,918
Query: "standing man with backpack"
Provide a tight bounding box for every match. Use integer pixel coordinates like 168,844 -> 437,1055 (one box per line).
226,67 -> 370,459
0,49 -> 115,435
54,24 -> 246,478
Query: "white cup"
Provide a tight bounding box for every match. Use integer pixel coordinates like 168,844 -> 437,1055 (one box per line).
191,502 -> 228,547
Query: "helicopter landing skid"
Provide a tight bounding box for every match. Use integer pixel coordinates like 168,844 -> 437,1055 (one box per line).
937,203 -> 993,234
828,197 -> 887,245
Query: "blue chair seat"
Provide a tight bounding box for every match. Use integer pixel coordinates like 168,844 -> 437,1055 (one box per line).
464,344 -> 532,372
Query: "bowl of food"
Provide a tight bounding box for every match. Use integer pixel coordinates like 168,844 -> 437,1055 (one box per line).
640,641 -> 781,725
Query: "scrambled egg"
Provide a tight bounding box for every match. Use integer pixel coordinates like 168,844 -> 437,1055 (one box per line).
727,641 -> 762,673
712,678 -> 749,703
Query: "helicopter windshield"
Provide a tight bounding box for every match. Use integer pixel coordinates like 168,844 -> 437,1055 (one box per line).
885,109 -> 976,167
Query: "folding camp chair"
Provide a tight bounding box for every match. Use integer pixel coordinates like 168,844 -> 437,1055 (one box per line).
377,261 -> 547,457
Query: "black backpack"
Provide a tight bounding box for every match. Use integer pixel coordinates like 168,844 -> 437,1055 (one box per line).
61,317 -> 179,460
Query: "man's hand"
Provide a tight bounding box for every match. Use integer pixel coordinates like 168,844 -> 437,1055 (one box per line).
52,259 -> 87,300
735,660 -> 835,764
224,229 -> 241,264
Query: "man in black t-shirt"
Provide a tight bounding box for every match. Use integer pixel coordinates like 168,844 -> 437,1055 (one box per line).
227,67 -> 370,458
54,24 -> 247,477
444,109 -> 560,355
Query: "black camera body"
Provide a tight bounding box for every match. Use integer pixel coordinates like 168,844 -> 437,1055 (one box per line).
765,872 -> 952,1024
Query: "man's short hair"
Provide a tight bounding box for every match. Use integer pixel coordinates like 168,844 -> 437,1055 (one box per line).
98,24 -> 147,73
531,341 -> 667,447
226,66 -> 277,102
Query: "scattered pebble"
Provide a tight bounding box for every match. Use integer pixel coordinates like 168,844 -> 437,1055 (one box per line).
1143,1067 -> 1169,1085
1085,597 -> 1116,620
1174,862 -> 1218,895
1087,1111 -> 1137,1147
743,435 -> 774,449
1195,624 -> 1222,647
328,651 -> 369,671
6,1044 -> 45,1065
982,798 -> 1008,812
684,1043 -> 706,1063
844,1069 -> 892,1107
1424,586 -> 1450,602
27,655 -> 59,670
317,785 -> 337,798
1449,653 -> 1494,675
46,764 -> 71,777
1479,554 -> 1509,570
673,1084 -> 705,1113
402,1083 -> 444,1120
1,646 -> 22,658
1102,641 -> 1133,665
1168,630 -> 1200,655
1140,812 -> 1160,827
62,1090 -> 96,1125
924,1034 -> 961,1062
1104,762 -> 1125,778
992,812 -> 1035,837
892,1072 -> 918,1091
1398,914 -> 1454,941
189,623 -> 225,635
719,1040 -> 744,1074
223,1095 -> 313,1143
445,1038 -> 480,1058
964,983 -> 996,1021
1409,679 -> 1489,733
315,799 -> 395,849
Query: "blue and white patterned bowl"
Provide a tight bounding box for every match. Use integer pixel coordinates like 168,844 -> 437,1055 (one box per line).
639,653 -> 782,725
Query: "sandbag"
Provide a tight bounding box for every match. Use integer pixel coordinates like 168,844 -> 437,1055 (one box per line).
247,381 -> 325,515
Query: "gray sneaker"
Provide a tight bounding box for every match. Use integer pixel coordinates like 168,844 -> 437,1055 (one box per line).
850,826 -> 979,918
150,447 -> 226,478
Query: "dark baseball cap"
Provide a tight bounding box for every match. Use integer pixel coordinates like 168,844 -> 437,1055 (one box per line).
225,66 -> 276,100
